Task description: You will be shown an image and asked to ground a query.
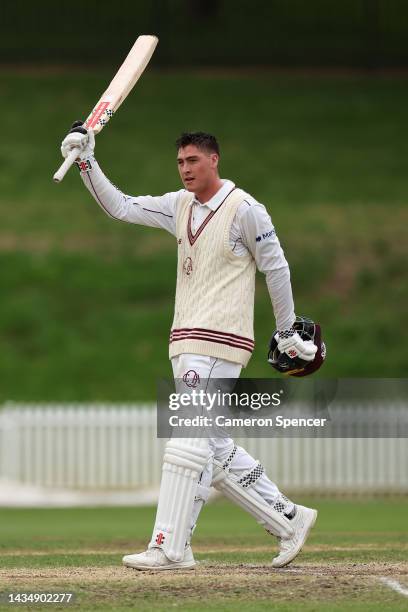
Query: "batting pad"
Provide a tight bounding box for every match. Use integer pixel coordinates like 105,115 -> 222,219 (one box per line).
150,438 -> 210,561
212,459 -> 294,539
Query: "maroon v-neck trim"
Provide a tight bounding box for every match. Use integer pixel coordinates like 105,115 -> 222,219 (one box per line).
187,187 -> 236,246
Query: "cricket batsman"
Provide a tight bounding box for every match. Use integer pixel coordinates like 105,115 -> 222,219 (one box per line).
59,125 -> 326,570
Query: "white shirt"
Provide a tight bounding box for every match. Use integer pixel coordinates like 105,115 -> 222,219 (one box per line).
80,160 -> 295,331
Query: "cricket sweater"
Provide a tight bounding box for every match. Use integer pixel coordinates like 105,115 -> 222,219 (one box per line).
169,187 -> 256,367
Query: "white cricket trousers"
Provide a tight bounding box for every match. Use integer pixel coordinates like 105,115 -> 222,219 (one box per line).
171,353 -> 283,532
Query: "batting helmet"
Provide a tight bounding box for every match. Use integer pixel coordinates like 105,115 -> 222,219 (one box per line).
268,316 -> 326,377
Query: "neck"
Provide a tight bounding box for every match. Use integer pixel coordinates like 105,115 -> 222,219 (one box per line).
195,177 -> 223,204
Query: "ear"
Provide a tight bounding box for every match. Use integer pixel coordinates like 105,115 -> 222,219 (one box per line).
210,153 -> 219,169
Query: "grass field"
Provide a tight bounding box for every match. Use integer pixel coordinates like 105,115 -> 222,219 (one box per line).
0,70 -> 407,400
1,499 -> 407,610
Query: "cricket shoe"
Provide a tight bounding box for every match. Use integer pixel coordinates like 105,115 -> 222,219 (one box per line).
122,545 -> 196,571
272,504 -> 317,568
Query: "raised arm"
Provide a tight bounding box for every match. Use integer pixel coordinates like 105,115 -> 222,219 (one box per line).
59,121 -> 179,235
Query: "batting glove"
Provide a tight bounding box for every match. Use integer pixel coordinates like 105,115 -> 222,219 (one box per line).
277,331 -> 317,362
60,120 -> 95,161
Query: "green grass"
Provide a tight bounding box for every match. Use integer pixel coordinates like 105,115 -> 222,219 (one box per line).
1,499 -> 407,548
0,499 -> 407,610
0,71 -> 407,400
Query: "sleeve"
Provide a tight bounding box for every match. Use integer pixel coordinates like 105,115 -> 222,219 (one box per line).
239,201 -> 296,331
78,158 -> 178,236
265,268 -> 296,332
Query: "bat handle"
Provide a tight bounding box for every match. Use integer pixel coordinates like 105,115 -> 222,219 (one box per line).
53,147 -> 81,183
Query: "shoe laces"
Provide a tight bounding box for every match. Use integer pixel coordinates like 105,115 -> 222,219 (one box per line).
278,537 -> 291,553
147,547 -> 166,561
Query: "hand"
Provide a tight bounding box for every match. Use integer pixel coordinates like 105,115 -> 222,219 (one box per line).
277,331 -> 317,362
60,120 -> 95,161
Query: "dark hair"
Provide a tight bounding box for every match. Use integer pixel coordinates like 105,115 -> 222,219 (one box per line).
176,132 -> 220,156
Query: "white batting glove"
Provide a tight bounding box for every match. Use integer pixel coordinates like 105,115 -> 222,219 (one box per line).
60,121 -> 95,161
277,331 -> 317,362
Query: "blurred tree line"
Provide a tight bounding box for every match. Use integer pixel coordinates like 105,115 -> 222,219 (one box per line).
1,0 -> 407,68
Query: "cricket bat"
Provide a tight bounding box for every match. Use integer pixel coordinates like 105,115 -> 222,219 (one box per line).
53,35 -> 158,183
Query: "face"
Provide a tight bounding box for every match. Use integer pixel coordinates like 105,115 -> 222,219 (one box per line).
177,144 -> 219,193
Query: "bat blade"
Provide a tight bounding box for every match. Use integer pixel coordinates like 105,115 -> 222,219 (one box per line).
85,35 -> 158,134
53,35 -> 158,183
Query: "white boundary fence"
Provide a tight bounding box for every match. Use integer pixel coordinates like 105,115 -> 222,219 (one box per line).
0,402 -> 407,495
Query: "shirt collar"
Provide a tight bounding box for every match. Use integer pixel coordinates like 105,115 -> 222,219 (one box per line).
190,179 -> 236,210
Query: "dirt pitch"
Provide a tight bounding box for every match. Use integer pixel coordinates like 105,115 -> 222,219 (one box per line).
1,558 -> 408,611
1,502 -> 407,610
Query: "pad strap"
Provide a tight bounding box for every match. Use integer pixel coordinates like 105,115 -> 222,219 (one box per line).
222,445 -> 237,470
237,462 -> 264,488
212,459 -> 294,539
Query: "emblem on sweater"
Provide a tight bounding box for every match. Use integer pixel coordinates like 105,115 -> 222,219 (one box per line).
182,370 -> 200,388
183,257 -> 193,276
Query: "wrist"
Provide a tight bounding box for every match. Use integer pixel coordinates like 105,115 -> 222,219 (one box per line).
75,157 -> 93,173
